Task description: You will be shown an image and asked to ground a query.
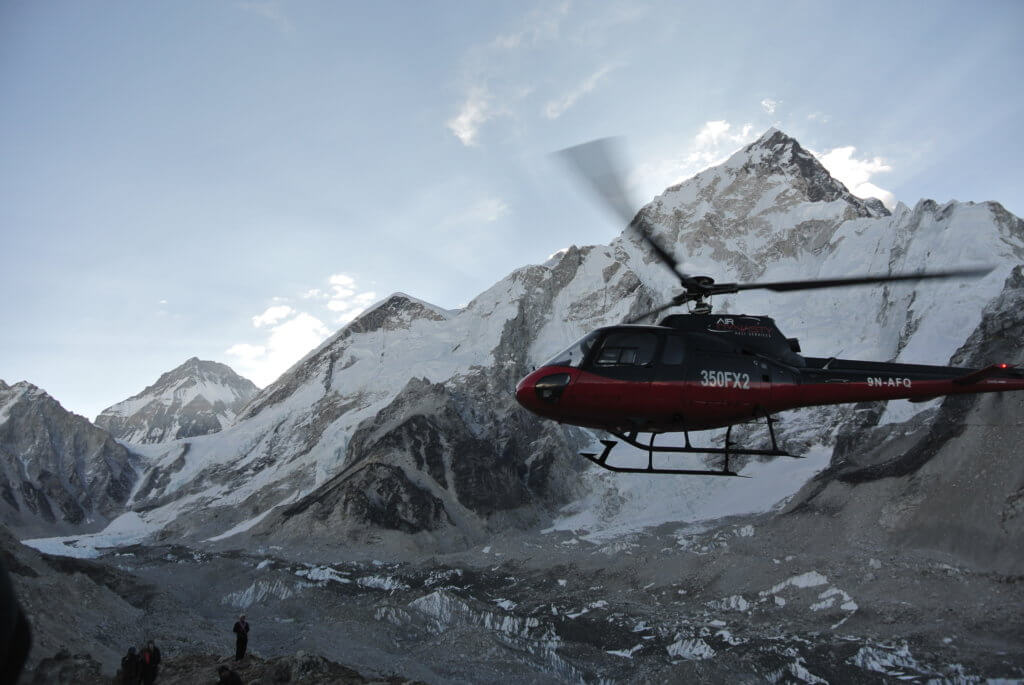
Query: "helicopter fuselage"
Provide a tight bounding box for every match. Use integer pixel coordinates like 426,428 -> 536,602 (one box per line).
515,314 -> 1024,433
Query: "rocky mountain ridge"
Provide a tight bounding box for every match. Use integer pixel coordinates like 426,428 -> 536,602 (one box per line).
0,381 -> 136,537
7,128 -> 1024,562
106,128 -> 1024,558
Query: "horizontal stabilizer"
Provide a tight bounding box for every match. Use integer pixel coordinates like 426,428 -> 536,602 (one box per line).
952,363 -> 1017,386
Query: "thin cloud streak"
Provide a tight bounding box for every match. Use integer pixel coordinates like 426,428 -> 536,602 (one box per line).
544,65 -> 616,120
448,87 -> 493,147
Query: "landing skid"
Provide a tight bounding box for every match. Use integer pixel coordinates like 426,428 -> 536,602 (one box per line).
579,412 -> 797,476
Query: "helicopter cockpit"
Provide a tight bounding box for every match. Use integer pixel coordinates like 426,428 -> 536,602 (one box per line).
539,331 -> 602,368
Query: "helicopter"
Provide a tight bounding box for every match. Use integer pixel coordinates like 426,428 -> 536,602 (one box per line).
514,139 -> 1024,476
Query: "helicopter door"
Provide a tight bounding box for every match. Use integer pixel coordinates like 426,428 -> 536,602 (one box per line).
768,363 -> 797,402
574,330 -> 658,419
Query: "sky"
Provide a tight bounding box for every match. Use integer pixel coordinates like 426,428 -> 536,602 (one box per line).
2,0 -> 1022,421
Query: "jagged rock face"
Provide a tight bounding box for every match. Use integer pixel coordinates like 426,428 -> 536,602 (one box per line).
126,128 -> 1024,553
95,358 -> 258,444
786,266 -> 1024,573
261,374 -> 585,547
0,382 -> 136,536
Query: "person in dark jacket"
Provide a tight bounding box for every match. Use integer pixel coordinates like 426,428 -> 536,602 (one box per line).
139,640 -> 161,684
217,664 -> 243,684
0,558 -> 31,685
120,646 -> 141,685
232,614 -> 250,660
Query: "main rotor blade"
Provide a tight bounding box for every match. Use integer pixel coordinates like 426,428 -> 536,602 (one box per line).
555,137 -> 636,227
624,298 -> 683,324
724,266 -> 994,295
555,138 -> 694,287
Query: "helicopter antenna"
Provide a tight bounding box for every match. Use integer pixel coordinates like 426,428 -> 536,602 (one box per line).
555,138 -> 993,320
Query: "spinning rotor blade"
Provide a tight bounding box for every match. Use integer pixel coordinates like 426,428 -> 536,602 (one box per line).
555,138 -> 695,287
624,298 -> 683,324
724,266 -> 994,295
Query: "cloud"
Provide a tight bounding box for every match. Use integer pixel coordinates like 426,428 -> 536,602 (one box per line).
226,312 -> 329,387
630,120 -> 759,202
447,197 -> 509,226
692,120 -> 756,152
490,1 -> 570,50
236,1 -> 294,35
448,87 -> 493,147
227,274 -> 379,386
761,98 -> 778,114
326,273 -> 378,323
544,65 -> 615,119
816,146 -> 895,208
448,2 -> 574,145
252,304 -> 294,328
687,121 -> 758,170
224,342 -> 265,363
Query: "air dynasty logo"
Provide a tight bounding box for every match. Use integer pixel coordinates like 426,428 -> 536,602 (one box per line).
707,317 -> 773,338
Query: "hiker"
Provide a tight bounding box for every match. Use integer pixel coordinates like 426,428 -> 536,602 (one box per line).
139,640 -> 161,684
232,614 -> 250,660
120,646 -> 141,684
217,664 -> 244,684
0,558 -> 30,685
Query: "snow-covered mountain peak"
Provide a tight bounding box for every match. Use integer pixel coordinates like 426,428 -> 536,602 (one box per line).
348,292 -> 451,335
94,358 -> 258,444
626,128 -> 894,287
736,129 -> 888,216
237,292 -> 458,422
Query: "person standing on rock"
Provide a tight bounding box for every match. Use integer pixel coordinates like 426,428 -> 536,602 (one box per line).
120,646 -> 141,684
139,640 -> 161,684
232,614 -> 250,660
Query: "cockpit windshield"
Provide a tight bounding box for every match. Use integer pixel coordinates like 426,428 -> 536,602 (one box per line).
540,331 -> 601,368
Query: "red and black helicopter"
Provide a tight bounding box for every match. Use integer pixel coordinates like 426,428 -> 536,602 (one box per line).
514,139 -> 1024,476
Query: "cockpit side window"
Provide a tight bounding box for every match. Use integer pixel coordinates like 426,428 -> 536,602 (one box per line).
541,331 -> 601,368
593,331 -> 657,367
661,335 -> 685,365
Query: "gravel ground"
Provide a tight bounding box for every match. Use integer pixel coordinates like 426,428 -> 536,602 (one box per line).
15,508 -> 1020,684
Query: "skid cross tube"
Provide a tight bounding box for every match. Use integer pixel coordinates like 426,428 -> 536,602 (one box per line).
577,411 -> 796,476
579,440 -> 743,476
609,430 -> 791,458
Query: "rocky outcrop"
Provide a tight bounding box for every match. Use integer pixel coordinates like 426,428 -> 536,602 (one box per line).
0,525 -> 149,678
785,266 -> 1024,573
261,374 -> 587,551
0,382 -> 136,536
95,358 -> 258,444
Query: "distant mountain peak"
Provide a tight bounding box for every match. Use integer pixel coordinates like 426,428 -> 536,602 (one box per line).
347,292 -> 451,335
735,129 -> 890,216
749,126 -> 791,148
94,358 -> 258,444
